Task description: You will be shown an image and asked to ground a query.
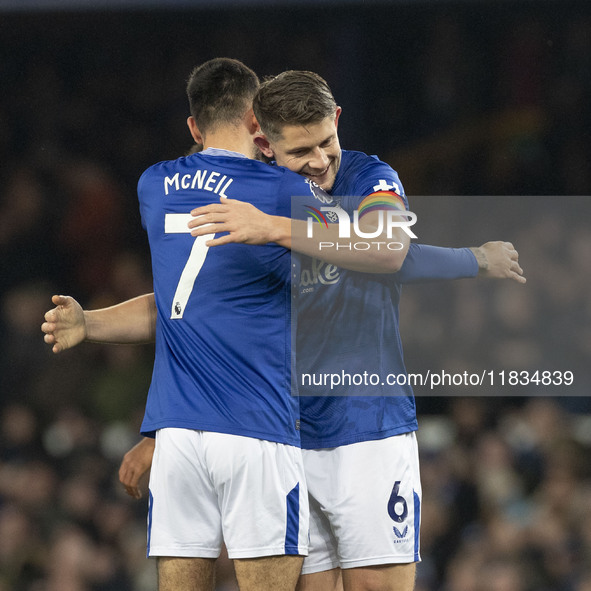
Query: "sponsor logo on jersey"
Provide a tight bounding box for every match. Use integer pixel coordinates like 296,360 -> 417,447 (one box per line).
300,258 -> 341,292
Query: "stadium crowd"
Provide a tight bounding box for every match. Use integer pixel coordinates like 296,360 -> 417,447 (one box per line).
1,2 -> 590,589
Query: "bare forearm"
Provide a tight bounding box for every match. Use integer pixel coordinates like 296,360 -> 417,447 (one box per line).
188,199 -> 409,272
84,293 -> 156,344
469,246 -> 489,273
287,218 -> 409,273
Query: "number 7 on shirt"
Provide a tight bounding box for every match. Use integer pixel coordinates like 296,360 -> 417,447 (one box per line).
165,213 -> 215,320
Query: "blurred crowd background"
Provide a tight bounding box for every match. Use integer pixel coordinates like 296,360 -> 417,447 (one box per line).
1,1 -> 590,589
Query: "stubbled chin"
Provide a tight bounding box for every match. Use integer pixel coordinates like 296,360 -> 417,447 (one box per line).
304,171 -> 334,192
317,174 -> 335,191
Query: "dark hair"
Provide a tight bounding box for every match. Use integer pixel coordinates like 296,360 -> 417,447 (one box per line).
253,70 -> 337,140
186,58 -> 260,134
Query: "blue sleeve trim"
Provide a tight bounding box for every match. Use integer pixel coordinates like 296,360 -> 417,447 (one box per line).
394,244 -> 478,284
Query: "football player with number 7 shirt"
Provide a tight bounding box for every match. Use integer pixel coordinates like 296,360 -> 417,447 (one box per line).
43,65 -> 525,591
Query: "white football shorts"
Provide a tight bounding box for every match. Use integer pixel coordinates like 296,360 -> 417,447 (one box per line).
301,432 -> 421,574
147,428 -> 309,559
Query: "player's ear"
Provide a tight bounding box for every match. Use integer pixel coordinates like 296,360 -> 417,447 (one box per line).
253,134 -> 274,159
334,107 -> 342,129
246,108 -> 260,135
187,116 -> 203,145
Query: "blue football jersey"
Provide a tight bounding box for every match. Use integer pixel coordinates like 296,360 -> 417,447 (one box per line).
138,149 -> 317,445
297,150 -> 421,448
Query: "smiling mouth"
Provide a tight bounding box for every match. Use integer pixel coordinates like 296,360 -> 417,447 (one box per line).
306,165 -> 330,178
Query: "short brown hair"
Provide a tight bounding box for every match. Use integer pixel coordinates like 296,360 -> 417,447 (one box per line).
186,58 -> 259,135
253,70 -> 337,140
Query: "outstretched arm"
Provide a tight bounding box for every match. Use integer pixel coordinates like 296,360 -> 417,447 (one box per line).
42,293 -> 157,353
186,198 -> 525,283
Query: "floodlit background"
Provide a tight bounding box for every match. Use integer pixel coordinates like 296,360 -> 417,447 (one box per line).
1,1 -> 590,589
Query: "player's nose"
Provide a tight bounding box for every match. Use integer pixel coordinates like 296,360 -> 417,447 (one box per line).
308,148 -> 330,172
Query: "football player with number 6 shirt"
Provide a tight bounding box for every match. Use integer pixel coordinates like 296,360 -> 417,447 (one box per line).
188,70 -> 525,591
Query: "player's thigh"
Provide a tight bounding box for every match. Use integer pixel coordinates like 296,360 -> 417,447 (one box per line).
234,554 -> 304,591
204,432 -> 309,560
341,563 -> 416,591
297,568 -> 344,591
304,433 -> 422,570
157,556 -> 216,591
148,429 -> 223,558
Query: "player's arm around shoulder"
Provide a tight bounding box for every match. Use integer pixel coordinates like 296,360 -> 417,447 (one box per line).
186,206 -> 411,273
186,167 -> 305,248
187,196 -> 290,247
186,178 -> 411,273
289,207 -> 410,273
